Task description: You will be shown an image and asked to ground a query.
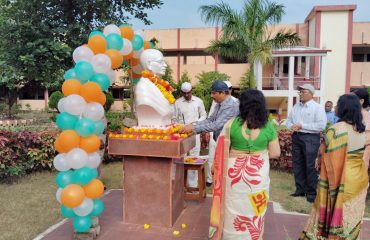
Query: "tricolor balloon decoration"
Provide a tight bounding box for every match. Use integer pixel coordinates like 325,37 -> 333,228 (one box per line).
53,23 -> 154,233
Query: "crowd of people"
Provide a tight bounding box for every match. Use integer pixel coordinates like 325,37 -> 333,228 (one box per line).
174,81 -> 369,239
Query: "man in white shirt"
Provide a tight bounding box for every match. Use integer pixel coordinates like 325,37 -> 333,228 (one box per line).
285,84 -> 326,203
175,82 -> 207,187
204,80 -> 239,187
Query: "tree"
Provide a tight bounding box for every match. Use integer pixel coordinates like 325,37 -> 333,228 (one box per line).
0,0 -> 163,117
193,71 -> 230,112
48,91 -> 64,112
199,0 -> 301,89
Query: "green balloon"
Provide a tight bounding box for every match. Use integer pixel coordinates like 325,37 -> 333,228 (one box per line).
89,31 -> 104,39
74,61 -> 94,83
56,170 -> 74,188
73,216 -> 92,233
56,112 -> 78,130
94,120 -> 105,135
64,69 -> 77,80
61,205 -> 76,218
90,199 -> 105,217
132,34 -> 144,51
73,167 -> 94,186
90,73 -> 110,91
75,118 -> 96,137
106,33 -> 123,50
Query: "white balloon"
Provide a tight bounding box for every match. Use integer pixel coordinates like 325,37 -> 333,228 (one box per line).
133,47 -> 144,58
106,70 -> 117,85
91,54 -> 112,73
53,153 -> 70,171
73,46 -> 94,63
82,102 -> 105,121
86,152 -> 102,169
56,188 -> 63,203
119,38 -> 133,56
134,29 -> 146,40
103,24 -> 121,36
132,64 -> 143,74
63,94 -> 87,116
73,198 -> 94,216
67,148 -> 88,169
57,98 -> 66,112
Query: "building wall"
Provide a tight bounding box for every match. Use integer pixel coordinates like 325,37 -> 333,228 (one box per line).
320,11 -> 349,103
308,17 -> 316,47
353,22 -> 370,45
351,62 -> 370,86
18,100 -> 46,110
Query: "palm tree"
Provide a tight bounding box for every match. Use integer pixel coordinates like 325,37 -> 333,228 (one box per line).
199,0 -> 301,89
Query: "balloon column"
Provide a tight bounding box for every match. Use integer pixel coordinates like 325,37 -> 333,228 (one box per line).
53,24 -> 154,233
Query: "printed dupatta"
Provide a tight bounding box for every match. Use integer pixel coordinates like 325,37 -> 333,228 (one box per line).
209,118 -> 232,239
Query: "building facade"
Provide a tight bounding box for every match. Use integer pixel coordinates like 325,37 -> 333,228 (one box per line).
16,5 -> 370,115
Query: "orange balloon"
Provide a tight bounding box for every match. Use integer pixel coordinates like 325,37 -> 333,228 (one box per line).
80,135 -> 100,153
130,58 -> 140,66
88,35 -> 107,54
83,179 -> 104,199
119,26 -> 134,40
54,138 -> 67,153
58,130 -> 80,152
80,82 -> 102,103
61,184 -> 85,208
105,49 -> 123,69
62,79 -> 82,96
123,51 -> 133,61
143,41 -> 151,50
96,92 -> 106,106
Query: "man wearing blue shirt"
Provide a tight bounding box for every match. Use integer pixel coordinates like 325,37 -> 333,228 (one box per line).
286,84 -> 326,203
325,101 -> 339,124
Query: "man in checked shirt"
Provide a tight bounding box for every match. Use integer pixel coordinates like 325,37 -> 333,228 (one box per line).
179,80 -> 239,187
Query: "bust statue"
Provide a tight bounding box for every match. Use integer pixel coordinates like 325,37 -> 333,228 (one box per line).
135,49 -> 173,127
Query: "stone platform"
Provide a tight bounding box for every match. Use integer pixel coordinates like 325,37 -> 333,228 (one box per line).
41,189 -> 370,240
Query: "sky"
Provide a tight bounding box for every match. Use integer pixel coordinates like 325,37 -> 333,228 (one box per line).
130,0 -> 370,30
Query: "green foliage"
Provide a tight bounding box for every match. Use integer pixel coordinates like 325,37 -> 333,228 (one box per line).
0,0 -> 163,109
270,129 -> 292,171
193,71 -> 230,112
104,92 -> 114,112
105,112 -> 125,132
172,71 -> 192,98
162,61 -> 175,87
48,91 -> 63,111
199,0 -> 301,87
239,69 -> 256,91
0,130 -> 57,182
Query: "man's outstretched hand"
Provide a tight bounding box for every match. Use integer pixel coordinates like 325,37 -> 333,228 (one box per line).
178,124 -> 194,134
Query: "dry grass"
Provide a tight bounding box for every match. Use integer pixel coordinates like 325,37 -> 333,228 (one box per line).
0,162 -> 123,240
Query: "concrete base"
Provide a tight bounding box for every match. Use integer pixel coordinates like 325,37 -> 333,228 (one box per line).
123,156 -> 184,227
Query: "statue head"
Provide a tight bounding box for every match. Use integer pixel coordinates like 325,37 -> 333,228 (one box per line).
140,49 -> 167,76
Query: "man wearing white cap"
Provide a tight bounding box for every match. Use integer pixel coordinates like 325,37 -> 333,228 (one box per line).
175,82 -> 207,188
286,83 -> 326,203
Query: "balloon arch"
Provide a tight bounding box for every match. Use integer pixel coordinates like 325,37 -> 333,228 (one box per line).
53,23 -> 153,232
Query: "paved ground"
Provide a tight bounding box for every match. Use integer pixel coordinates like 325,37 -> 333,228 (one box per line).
40,189 -> 370,240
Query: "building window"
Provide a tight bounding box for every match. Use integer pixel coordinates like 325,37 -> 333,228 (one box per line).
367,54 -> 370,62
352,54 -> 365,62
19,86 -> 45,100
111,88 -> 123,99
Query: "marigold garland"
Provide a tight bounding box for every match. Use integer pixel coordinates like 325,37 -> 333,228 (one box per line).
142,70 -> 175,104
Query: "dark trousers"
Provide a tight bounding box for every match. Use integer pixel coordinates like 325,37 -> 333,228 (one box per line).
291,132 -> 320,198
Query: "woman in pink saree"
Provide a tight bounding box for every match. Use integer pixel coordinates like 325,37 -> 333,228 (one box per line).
209,89 -> 280,240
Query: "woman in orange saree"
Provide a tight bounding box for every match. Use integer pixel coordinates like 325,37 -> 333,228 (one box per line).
300,94 -> 369,240
209,89 -> 280,240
